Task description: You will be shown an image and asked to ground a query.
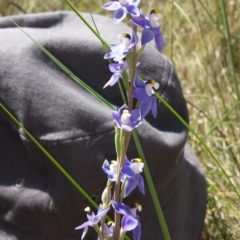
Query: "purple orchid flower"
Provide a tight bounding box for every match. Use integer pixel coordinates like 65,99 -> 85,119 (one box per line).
75,205 -> 110,239
103,60 -> 128,88
131,9 -> 165,52
104,31 -> 137,62
103,222 -> 114,237
102,160 -> 119,181
132,74 -> 159,118
121,157 -> 145,197
111,201 -> 142,240
112,104 -> 142,132
102,0 -> 140,23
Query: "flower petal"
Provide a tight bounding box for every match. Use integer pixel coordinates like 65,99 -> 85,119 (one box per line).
112,111 -> 122,127
141,28 -> 155,46
109,63 -> 125,73
104,51 -> 117,59
81,226 -> 88,240
124,156 -> 131,166
102,160 -> 116,180
121,165 -> 135,177
154,28 -> 165,52
150,97 -> 157,118
92,207 -> 110,224
131,16 -> 151,28
75,220 -> 91,230
132,88 -> 148,101
111,201 -> 130,215
130,0 -> 140,5
133,222 -> 142,240
124,177 -> 138,197
140,100 -> 151,118
136,174 -> 145,194
121,215 -> 138,231
125,4 -> 140,16
114,8 -> 127,22
133,74 -> 143,88
102,1 -> 121,10
103,72 -> 121,88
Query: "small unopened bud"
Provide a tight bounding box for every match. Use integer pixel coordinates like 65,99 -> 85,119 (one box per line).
101,185 -> 111,206
84,206 -> 91,213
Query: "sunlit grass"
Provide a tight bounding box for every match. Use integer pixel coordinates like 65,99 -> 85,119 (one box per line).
1,0 -> 240,239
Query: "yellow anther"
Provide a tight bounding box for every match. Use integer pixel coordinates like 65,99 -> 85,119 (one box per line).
123,109 -> 129,114
150,79 -> 157,84
150,9 -> 160,14
134,203 -> 142,212
133,158 -> 142,163
107,221 -> 115,226
121,33 -> 131,39
110,160 -> 117,164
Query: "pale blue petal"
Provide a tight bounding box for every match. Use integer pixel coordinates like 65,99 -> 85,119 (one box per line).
132,88 -> 148,101
114,8 -> 127,22
121,165 -> 135,177
103,73 -> 121,88
122,215 -> 138,231
124,177 -> 138,197
131,16 -> 150,28
122,125 -> 132,132
104,51 -> 116,59
137,174 -> 145,194
75,220 -> 90,230
112,111 -> 121,128
133,222 -> 141,240
92,207 -> 110,224
102,1 -> 121,10
126,4 -> 140,16
109,63 -> 125,73
154,28 -> 165,52
150,97 -> 157,118
124,157 -> 131,166
130,0 -> 140,5
140,100 -> 151,118
111,201 -> 130,215
81,226 -> 88,239
133,74 -> 143,88
141,28 -> 155,46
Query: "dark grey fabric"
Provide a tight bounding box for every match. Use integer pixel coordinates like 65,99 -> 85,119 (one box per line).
0,11 -> 206,240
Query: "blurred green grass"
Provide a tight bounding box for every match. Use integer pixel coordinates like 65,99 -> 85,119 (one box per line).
1,0 -> 240,239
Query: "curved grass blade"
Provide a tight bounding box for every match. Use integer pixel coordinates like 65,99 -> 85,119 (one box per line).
132,130 -> 172,240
